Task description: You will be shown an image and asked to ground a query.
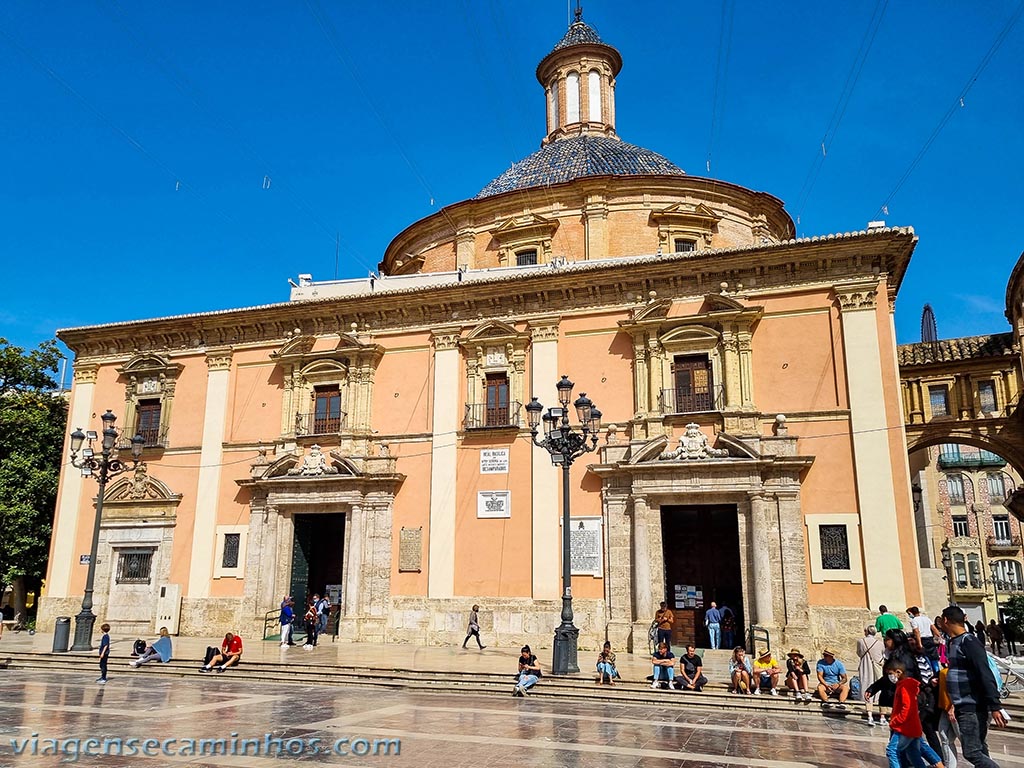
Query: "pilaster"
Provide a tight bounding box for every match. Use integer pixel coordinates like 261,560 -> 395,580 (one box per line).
427,328 -> 460,598
530,318 -> 561,599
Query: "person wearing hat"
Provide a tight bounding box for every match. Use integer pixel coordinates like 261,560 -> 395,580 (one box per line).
815,647 -> 851,709
279,596 -> 295,649
753,648 -> 782,695
785,649 -> 812,701
513,645 -> 542,697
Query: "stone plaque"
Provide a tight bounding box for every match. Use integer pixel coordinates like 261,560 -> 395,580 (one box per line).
566,517 -> 603,576
485,346 -> 506,366
399,527 -> 422,572
477,490 -> 511,518
480,448 -> 509,474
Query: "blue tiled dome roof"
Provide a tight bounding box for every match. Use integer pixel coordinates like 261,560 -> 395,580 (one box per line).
476,135 -> 685,199
550,20 -> 604,52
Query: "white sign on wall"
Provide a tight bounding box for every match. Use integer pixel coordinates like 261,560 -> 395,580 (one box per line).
561,516 -> 603,577
477,490 -> 511,519
480,448 -> 509,474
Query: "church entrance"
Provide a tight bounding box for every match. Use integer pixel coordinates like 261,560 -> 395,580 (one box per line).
289,513 -> 346,608
661,505 -> 743,649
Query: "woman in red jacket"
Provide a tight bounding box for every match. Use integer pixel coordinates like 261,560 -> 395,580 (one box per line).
885,659 -> 928,768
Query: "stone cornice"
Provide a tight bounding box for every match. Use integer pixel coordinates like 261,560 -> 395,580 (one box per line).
57,230 -> 916,360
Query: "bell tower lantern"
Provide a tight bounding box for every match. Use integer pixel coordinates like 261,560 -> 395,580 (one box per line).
536,6 -> 623,146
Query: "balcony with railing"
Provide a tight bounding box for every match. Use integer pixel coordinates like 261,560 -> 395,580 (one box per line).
463,401 -> 521,430
115,425 -> 168,451
659,385 -> 724,416
937,449 -> 1007,469
295,411 -> 348,437
986,534 -> 1022,554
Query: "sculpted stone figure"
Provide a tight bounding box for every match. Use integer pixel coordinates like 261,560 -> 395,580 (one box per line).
287,444 -> 338,476
659,423 -> 729,460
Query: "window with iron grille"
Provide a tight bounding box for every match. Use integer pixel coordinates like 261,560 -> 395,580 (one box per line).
818,525 -> 850,570
952,516 -> 970,537
115,549 -> 153,584
222,533 -> 241,569
993,515 -> 1012,543
515,249 -> 538,266
978,380 -> 997,413
673,238 -> 696,253
929,385 -> 949,417
946,474 -> 965,505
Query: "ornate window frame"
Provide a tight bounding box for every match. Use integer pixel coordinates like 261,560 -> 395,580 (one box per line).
805,513 -> 863,584
490,213 -> 559,267
117,355 -> 183,449
213,524 -> 248,579
458,320 -> 530,430
650,203 -> 721,252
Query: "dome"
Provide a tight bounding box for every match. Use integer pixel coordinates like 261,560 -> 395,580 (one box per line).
549,18 -> 605,52
476,135 -> 685,199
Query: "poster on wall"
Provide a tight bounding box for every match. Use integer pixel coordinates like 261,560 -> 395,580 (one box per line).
561,517 -> 603,576
325,584 -> 344,605
477,490 -> 511,518
480,449 -> 509,474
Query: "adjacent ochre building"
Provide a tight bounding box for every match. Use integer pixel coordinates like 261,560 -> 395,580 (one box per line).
42,13 -> 924,654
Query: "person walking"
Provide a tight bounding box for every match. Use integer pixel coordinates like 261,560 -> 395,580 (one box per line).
877,605 -> 904,635
858,625 -> 885,722
279,596 -> 294,649
704,602 -> 722,650
303,599 -> 318,649
314,593 -> 331,636
1003,620 -> 1017,656
654,602 -> 674,651
462,604 -> 486,650
974,620 -> 987,641
987,620 -> 1003,656
941,605 -> 1006,768
720,605 -> 736,649
884,659 -> 928,768
97,623 -> 110,685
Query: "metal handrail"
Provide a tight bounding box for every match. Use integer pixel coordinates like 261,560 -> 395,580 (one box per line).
295,411 -> 348,436
115,425 -> 168,450
748,624 -> 770,654
658,385 -> 724,415
463,401 -> 522,430
986,534 -> 1022,550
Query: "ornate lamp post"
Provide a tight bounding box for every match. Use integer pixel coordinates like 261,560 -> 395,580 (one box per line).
68,410 -> 144,651
525,375 -> 601,675
940,541 -> 955,607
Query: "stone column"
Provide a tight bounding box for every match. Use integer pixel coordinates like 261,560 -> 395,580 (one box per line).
747,493 -> 776,628
428,328 -> 460,598
776,491 -> 810,630
631,495 -> 664,647
584,195 -> 608,261
530,320 -> 561,599
631,334 -> 650,416
722,328 -> 740,409
344,503 -> 364,618
738,332 -> 755,408
47,363 -> 99,599
835,281 -> 906,608
187,348 -> 233,598
603,487 -> 633,649
455,227 -> 475,269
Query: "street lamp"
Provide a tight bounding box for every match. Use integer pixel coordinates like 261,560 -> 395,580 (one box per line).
940,541 -> 956,607
68,410 -> 144,651
525,375 -> 601,675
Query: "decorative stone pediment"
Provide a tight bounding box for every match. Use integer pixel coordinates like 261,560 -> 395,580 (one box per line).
701,293 -> 746,312
464,319 -> 521,341
117,354 -> 184,380
490,212 -> 559,266
260,447 -> 366,480
629,298 -> 672,323
659,423 -> 730,460
105,463 -> 182,502
650,202 -> 721,227
650,202 -> 722,250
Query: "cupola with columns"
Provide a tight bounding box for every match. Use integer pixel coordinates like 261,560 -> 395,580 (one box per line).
536,5 -> 622,146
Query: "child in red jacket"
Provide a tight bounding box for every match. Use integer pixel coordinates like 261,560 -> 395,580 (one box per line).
885,659 -> 928,768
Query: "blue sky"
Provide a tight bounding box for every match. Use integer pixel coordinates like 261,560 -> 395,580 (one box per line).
1,1 -> 1022,370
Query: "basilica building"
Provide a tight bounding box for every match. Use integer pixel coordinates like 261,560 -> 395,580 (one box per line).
43,12 -> 923,655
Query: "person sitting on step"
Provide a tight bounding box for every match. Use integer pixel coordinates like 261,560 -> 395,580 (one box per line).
596,641 -> 618,685
200,632 -> 243,673
651,641 -> 678,690
131,627 -> 173,667
815,647 -> 850,710
675,645 -> 707,692
513,645 -> 542,697
729,647 -> 753,694
785,648 -> 812,701
753,648 -> 782,695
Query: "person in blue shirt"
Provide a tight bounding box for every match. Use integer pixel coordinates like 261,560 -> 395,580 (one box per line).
279,597 -> 295,648
815,648 -> 851,709
704,602 -> 723,650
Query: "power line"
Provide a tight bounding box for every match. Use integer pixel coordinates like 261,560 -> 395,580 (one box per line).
706,0 -> 735,175
794,0 -> 889,224
874,0 -> 1024,218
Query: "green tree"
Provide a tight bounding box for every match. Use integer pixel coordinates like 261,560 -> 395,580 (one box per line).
1004,594 -> 1024,639
0,337 -> 67,618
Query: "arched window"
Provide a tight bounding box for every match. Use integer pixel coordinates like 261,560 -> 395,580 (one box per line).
549,81 -> 559,130
953,554 -> 967,588
566,72 -> 580,123
967,553 -> 982,588
588,70 -> 602,122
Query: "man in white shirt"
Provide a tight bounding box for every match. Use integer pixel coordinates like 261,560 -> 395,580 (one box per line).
907,606 -> 936,638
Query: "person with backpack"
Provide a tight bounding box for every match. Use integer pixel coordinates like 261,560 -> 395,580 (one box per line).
303,599 -> 319,649
279,596 -> 295,649
131,627 -> 173,667
940,606 -> 1007,768
314,593 -> 330,636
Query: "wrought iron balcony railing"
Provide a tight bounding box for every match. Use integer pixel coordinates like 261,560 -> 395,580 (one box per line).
659,385 -> 724,415
115,425 -> 169,450
463,401 -> 521,430
986,534 -> 1022,553
937,451 -> 1007,469
295,411 -> 348,436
